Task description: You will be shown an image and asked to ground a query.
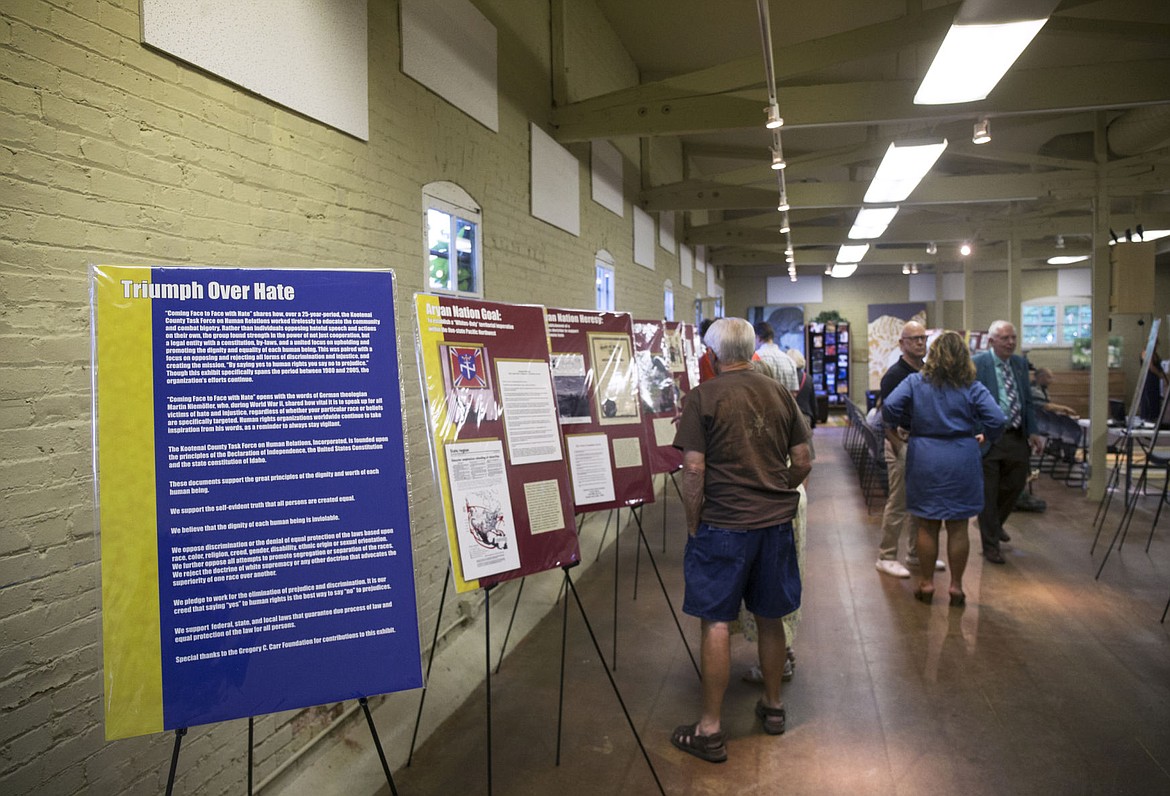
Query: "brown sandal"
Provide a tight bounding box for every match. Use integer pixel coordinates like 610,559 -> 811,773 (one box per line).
670,722 -> 727,762
755,700 -> 787,735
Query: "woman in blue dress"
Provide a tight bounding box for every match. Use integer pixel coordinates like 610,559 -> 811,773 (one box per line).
883,332 -> 1005,605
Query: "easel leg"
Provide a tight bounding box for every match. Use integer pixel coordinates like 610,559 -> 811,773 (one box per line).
408,563 -> 451,766
661,474 -> 668,553
495,577 -> 525,673
484,585 -> 494,796
633,506 -> 642,601
631,509 -> 701,680
612,507 -> 619,670
164,727 -> 187,796
556,568 -> 570,766
595,509 -> 614,562
1090,458 -> 1121,553
360,697 -> 399,796
563,568 -> 666,796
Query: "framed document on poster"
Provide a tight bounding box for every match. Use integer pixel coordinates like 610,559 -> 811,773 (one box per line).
633,319 -> 685,473
91,265 -> 422,740
546,308 -> 654,511
415,295 -> 580,593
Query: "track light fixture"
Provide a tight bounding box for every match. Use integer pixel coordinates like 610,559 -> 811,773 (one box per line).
1055,234 -> 1065,249
911,263 -> 919,274
972,117 -> 991,145
771,147 -> 787,170
960,242 -> 972,257
927,241 -> 937,255
765,103 -> 783,129
777,198 -> 790,213
902,264 -> 911,275
779,221 -> 790,234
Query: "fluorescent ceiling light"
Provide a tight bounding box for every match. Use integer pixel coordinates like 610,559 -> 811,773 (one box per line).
836,243 -> 869,264
863,140 -> 947,204
1047,255 -> 1089,265
1108,229 -> 1170,245
830,263 -> 858,278
914,20 -> 1047,105
848,206 -> 899,240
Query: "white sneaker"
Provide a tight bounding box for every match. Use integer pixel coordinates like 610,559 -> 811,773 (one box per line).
876,559 -> 911,578
935,559 -> 947,571
907,557 -> 946,572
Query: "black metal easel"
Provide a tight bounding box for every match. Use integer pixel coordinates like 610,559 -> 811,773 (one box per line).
554,564 -> 666,796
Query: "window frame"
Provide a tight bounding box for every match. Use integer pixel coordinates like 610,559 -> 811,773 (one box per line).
423,183 -> 483,298
663,279 -> 674,321
595,252 -> 615,311
1020,295 -> 1091,348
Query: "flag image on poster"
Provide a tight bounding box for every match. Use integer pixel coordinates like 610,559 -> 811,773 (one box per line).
92,265 -> 422,740
449,345 -> 490,389
415,294 -> 580,593
546,308 -> 654,510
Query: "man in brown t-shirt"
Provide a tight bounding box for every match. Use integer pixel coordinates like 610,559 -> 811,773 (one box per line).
669,318 -> 811,762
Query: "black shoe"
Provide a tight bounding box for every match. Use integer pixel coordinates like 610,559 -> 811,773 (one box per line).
999,531 -> 1011,542
984,548 -> 1006,564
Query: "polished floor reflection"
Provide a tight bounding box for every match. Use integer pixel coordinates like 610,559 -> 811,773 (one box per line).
392,426 -> 1170,796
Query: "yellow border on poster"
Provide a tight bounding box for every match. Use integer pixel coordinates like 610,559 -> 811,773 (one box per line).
94,265 -> 164,739
415,294 -> 481,592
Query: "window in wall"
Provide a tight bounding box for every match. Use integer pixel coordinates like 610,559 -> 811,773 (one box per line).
424,183 -> 482,296
595,259 -> 615,311
663,280 -> 674,321
1021,296 -> 1090,346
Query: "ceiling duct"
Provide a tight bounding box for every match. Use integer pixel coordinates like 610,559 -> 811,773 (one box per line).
1036,105 -> 1170,161
1106,105 -> 1170,157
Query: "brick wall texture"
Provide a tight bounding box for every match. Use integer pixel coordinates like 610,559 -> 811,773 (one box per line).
0,1 -> 712,793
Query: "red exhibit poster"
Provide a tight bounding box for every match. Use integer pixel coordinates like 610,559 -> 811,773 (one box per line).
546,308 -> 655,512
415,295 -> 580,593
632,319 -> 685,473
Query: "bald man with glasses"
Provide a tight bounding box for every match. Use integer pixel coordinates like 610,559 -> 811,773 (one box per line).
875,321 -> 943,577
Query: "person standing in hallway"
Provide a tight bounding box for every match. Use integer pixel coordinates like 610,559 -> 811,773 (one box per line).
883,332 -> 1005,604
670,318 -> 811,762
753,321 -> 799,392
875,321 -> 942,578
973,321 -> 1044,564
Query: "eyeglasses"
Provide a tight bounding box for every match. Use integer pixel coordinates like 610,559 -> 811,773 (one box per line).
901,335 -> 928,342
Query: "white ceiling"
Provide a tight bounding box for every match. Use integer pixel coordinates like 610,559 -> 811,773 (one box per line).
555,0 -> 1170,277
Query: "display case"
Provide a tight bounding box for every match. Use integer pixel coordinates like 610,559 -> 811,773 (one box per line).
807,321 -> 850,408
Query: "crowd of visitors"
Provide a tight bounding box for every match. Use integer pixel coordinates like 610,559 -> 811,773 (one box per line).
669,315 -> 1123,763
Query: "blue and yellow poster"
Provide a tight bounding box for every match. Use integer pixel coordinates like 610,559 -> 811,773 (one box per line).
92,266 -> 421,740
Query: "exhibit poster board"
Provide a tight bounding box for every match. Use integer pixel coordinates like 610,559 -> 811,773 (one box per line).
92,265 -> 422,740
632,319 -> 684,473
415,295 -> 580,593
546,308 -> 655,511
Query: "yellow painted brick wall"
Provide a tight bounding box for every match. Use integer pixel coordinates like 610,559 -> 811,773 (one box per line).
0,1 -> 711,793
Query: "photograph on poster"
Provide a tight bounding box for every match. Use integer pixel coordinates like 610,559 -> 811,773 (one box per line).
566,433 -> 617,505
439,342 -> 499,432
445,439 -> 522,580
588,333 -> 639,425
550,352 -> 591,424
661,327 -> 685,373
635,350 -> 678,414
495,359 -> 564,465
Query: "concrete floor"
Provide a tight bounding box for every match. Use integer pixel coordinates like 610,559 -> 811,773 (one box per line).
390,426 -> 1170,796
